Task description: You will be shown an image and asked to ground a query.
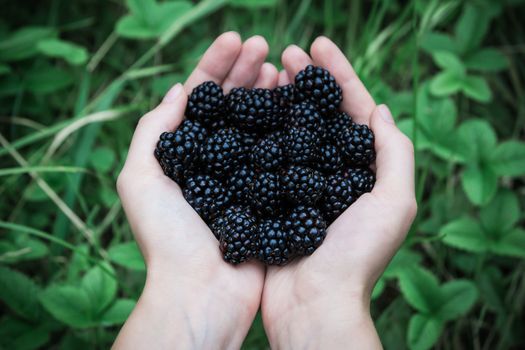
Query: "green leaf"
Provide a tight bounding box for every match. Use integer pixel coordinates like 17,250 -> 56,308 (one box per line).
429,71 -> 463,97
420,32 -> 458,55
0,27 -> 57,62
0,318 -> 50,350
462,75 -> 492,102
127,0 -> 158,23
435,280 -> 478,321
480,189 -> 520,236
100,299 -> 136,326
432,51 -> 464,75
454,4 -> 490,53
0,64 -> 11,75
371,277 -> 385,300
407,314 -> 443,350
108,242 -> 146,271
39,285 -> 94,328
490,140 -> 525,176
491,228 -> 525,258
384,248 -> 422,278
89,147 -> 116,173
25,66 -> 73,94
81,264 -> 117,315
456,119 -> 497,161
229,0 -> 278,8
464,48 -> 508,72
461,163 -> 498,206
441,217 -> 488,253
398,266 -> 441,313
116,15 -> 160,39
0,266 -> 41,321
37,38 -> 88,65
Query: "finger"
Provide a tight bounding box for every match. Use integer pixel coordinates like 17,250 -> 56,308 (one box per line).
281,45 -> 313,83
222,35 -> 270,92
310,36 -> 376,125
124,84 -> 187,171
253,63 -> 279,88
184,32 -> 242,92
370,104 -> 415,202
278,70 -> 291,85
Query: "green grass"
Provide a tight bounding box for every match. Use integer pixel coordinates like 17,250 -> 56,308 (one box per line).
1,0 -> 525,349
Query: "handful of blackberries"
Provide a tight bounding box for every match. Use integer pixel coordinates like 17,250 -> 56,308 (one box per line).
154,65 -> 376,266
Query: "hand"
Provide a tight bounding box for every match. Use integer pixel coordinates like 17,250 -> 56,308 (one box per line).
261,37 -> 417,349
113,32 -> 280,349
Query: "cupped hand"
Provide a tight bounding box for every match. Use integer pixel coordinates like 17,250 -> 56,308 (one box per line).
261,37 -> 418,348
114,32 -> 279,349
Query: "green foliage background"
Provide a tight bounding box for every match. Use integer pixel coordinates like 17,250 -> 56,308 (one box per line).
1,0 -> 525,349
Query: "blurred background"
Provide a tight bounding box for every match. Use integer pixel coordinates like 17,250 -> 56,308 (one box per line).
1,0 -> 524,349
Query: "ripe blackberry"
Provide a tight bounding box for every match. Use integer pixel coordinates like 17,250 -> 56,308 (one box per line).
186,81 -> 225,128
211,205 -> 251,240
337,124 -> 375,166
326,111 -> 352,140
285,206 -> 327,255
284,127 -> 320,164
281,165 -> 326,205
178,119 -> 208,143
295,65 -> 342,115
257,218 -> 293,265
317,143 -> 344,173
347,168 -> 375,196
227,88 -> 283,131
320,174 -> 357,223
218,209 -> 258,264
227,164 -> 256,202
200,128 -> 244,178
154,129 -> 200,183
287,102 -> 325,134
183,175 -> 232,222
249,172 -> 283,216
274,84 -> 302,108
251,131 -> 285,171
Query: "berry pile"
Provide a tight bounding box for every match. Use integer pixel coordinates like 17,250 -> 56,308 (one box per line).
155,65 -> 376,265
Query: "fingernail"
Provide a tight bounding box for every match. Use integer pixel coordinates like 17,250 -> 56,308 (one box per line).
378,104 -> 394,124
163,83 -> 183,103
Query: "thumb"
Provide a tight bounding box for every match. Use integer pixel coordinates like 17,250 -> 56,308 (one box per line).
370,104 -> 416,206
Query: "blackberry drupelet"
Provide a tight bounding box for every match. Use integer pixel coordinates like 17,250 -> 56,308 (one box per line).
287,102 -> 325,134
227,164 -> 256,202
295,65 -> 342,115
186,81 -> 225,128
284,127 -> 320,164
317,143 -> 344,173
325,111 -> 352,140
347,167 -> 375,196
227,88 -> 283,131
249,172 -> 283,216
281,165 -> 326,205
251,131 -> 285,171
285,206 -> 327,255
257,218 -> 293,265
200,127 -> 244,178
218,209 -> 258,264
337,123 -> 375,166
320,173 -> 357,223
183,175 -> 232,223
154,129 -> 200,183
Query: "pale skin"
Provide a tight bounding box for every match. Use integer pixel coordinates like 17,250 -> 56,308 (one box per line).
113,32 -> 417,350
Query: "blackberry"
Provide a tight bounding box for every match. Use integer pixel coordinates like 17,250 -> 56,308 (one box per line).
320,174 -> 357,223
326,111 -> 352,140
211,205 -> 251,240
281,165 -> 326,205
274,84 -> 302,108
183,175 -> 232,222
227,164 -> 256,202
227,88 -> 283,131
200,128 -> 244,178
295,65 -> 342,115
249,172 -> 283,216
257,218 -> 293,265
284,127 -> 320,164
178,119 -> 208,143
154,129 -> 200,183
285,206 -> 327,255
317,143 -> 344,173
287,102 -> 325,134
251,131 -> 285,171
186,81 -> 225,128
337,124 -> 375,166
218,209 -> 258,264
347,167 -> 375,196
